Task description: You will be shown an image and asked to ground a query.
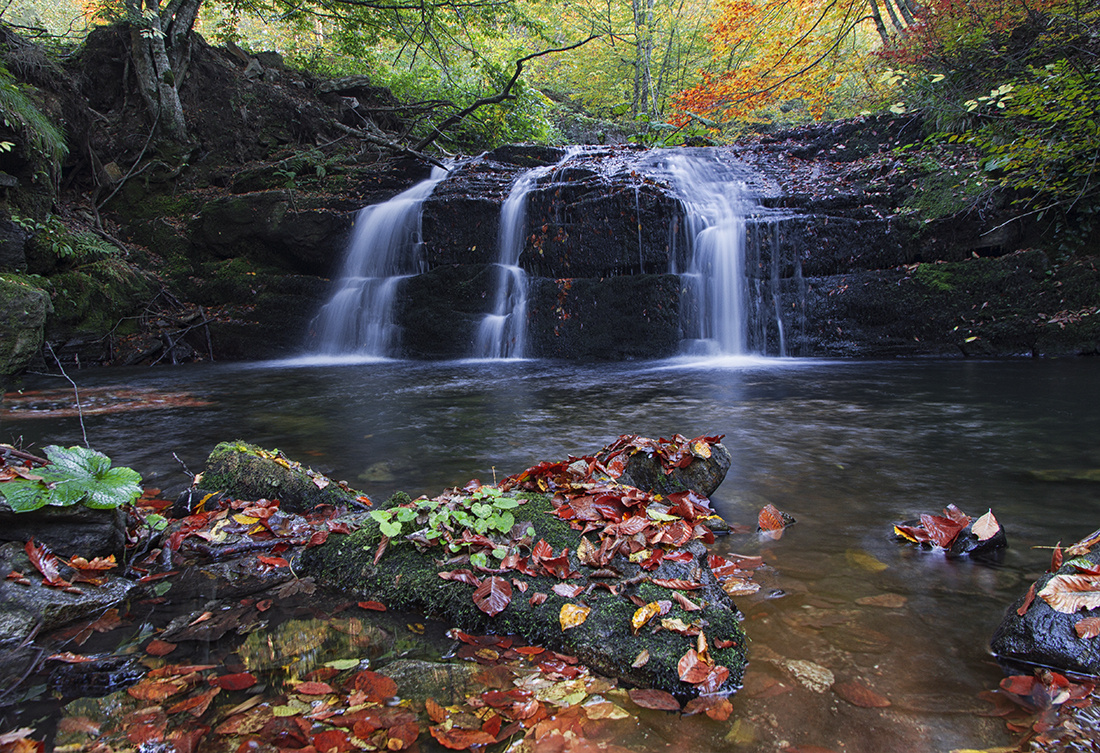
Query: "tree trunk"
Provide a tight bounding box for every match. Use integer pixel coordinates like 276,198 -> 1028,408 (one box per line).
125,0 -> 203,142
866,0 -> 891,44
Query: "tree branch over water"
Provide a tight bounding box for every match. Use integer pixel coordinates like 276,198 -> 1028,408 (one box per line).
413,35 -> 599,152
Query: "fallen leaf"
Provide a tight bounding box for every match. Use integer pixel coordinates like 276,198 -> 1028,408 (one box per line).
473,576 -> 512,616
559,603 -> 590,630
209,672 -> 257,690
1039,574 -> 1100,613
833,680 -> 891,708
627,688 -> 680,711
1075,617 -> 1100,639
972,510 -> 1000,541
677,648 -> 713,684
358,600 -> 387,611
145,638 -> 177,656
295,680 -> 334,695
1017,582 -> 1037,616
631,602 -> 662,632
632,649 -> 650,668
683,695 -> 733,720
758,504 -> 788,532
552,583 -> 584,598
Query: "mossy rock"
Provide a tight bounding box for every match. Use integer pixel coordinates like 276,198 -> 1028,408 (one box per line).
301,493 -> 747,697
0,274 -> 51,378
201,441 -> 367,513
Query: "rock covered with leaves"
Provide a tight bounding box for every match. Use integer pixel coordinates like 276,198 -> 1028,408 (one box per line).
300,433 -> 752,697
992,529 -> 1100,676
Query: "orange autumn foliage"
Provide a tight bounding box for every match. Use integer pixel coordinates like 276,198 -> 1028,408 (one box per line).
673,0 -> 878,124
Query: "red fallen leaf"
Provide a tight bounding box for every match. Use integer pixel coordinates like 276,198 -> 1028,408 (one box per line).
25,539 -> 70,587
672,592 -> 702,611
358,600 -> 387,611
1075,617 -> 1100,639
473,576 -> 513,616
514,645 -> 545,656
627,688 -> 680,711
683,695 -> 733,720
386,720 -> 419,749
145,638 -> 177,657
482,713 -> 502,738
540,553 -> 576,579
209,672 -> 256,690
312,728 -> 351,753
677,648 -> 714,684
758,504 -> 787,532
295,680 -> 334,695
256,555 -> 289,568
352,670 -> 398,702
430,726 -> 498,749
833,680 -> 891,708
918,511 -> 969,548
307,530 -> 329,547
696,664 -> 731,694
167,725 -> 209,753
650,578 -> 703,591
167,686 -> 220,716
481,688 -> 533,708
1000,675 -> 1038,696
439,569 -> 483,587
1051,542 -> 1064,572
1018,582 -> 1037,616
425,697 -> 447,723
127,677 -> 189,702
552,583 -> 584,598
530,592 -> 548,606
531,539 -> 554,562
67,555 -> 117,571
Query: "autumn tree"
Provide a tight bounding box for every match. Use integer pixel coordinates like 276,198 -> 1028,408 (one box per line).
672,0 -> 883,125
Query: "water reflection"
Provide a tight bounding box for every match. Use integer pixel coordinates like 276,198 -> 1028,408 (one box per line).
4,357 -> 1100,750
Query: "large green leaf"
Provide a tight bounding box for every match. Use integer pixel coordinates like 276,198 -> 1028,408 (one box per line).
0,445 -> 142,512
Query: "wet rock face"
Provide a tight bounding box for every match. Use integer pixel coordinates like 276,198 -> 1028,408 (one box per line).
991,544 -> 1100,675
0,277 -> 51,380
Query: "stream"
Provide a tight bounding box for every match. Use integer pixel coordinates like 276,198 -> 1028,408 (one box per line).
3,355 -> 1099,751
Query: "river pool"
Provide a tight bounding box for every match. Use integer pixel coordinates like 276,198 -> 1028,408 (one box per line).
3,356 -> 1099,751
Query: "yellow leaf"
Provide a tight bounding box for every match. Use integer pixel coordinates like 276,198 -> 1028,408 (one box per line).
846,550 -> 888,572
233,514 -> 258,525
631,602 -> 662,633
691,440 -> 711,458
560,603 -> 590,631
893,525 -> 919,543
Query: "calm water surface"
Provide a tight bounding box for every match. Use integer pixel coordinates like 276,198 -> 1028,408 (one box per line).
4,356 -> 1099,751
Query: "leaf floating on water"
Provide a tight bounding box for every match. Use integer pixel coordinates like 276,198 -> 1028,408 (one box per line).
758,503 -> 788,533
833,680 -> 891,708
972,510 -> 1000,541
1038,574 -> 1100,613
628,688 -> 680,711
682,695 -> 733,720
1075,617 -> 1100,639
559,603 -> 590,630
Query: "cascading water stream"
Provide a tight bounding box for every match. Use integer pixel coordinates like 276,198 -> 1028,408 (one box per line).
472,149 -> 581,359
651,150 -> 759,357
309,166 -> 448,357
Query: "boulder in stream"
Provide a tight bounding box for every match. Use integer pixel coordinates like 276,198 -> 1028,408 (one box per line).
991,529 -> 1100,675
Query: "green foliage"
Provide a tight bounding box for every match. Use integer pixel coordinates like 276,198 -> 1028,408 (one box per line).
12,214 -> 121,262
369,485 -> 533,567
0,445 -> 143,512
0,64 -> 66,179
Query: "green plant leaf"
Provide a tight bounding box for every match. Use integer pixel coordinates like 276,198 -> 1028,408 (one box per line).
0,479 -> 48,512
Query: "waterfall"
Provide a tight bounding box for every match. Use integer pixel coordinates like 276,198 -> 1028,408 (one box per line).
652,150 -> 757,357
309,166 -> 448,357
472,149 -> 580,359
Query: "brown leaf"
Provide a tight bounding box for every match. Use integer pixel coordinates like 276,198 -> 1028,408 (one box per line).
650,578 -> 702,590
295,680 -> 334,695
1017,582 -> 1037,616
473,576 -> 512,617
529,592 -> 548,606
559,603 -> 590,630
352,670 -> 399,703
552,583 -> 584,598
209,672 -> 256,691
1051,542 -> 1064,572
425,697 -> 447,724
683,695 -> 733,720
677,648 -> 713,684
439,569 -> 482,587
758,504 -> 787,532
25,539 -> 69,588
145,638 -> 177,657
631,649 -> 650,668
971,510 -> 1000,541
627,688 -> 680,711
1075,617 -> 1100,639
672,591 -> 702,611
429,726 -> 497,749
1038,574 -> 1100,613
833,680 -> 891,708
